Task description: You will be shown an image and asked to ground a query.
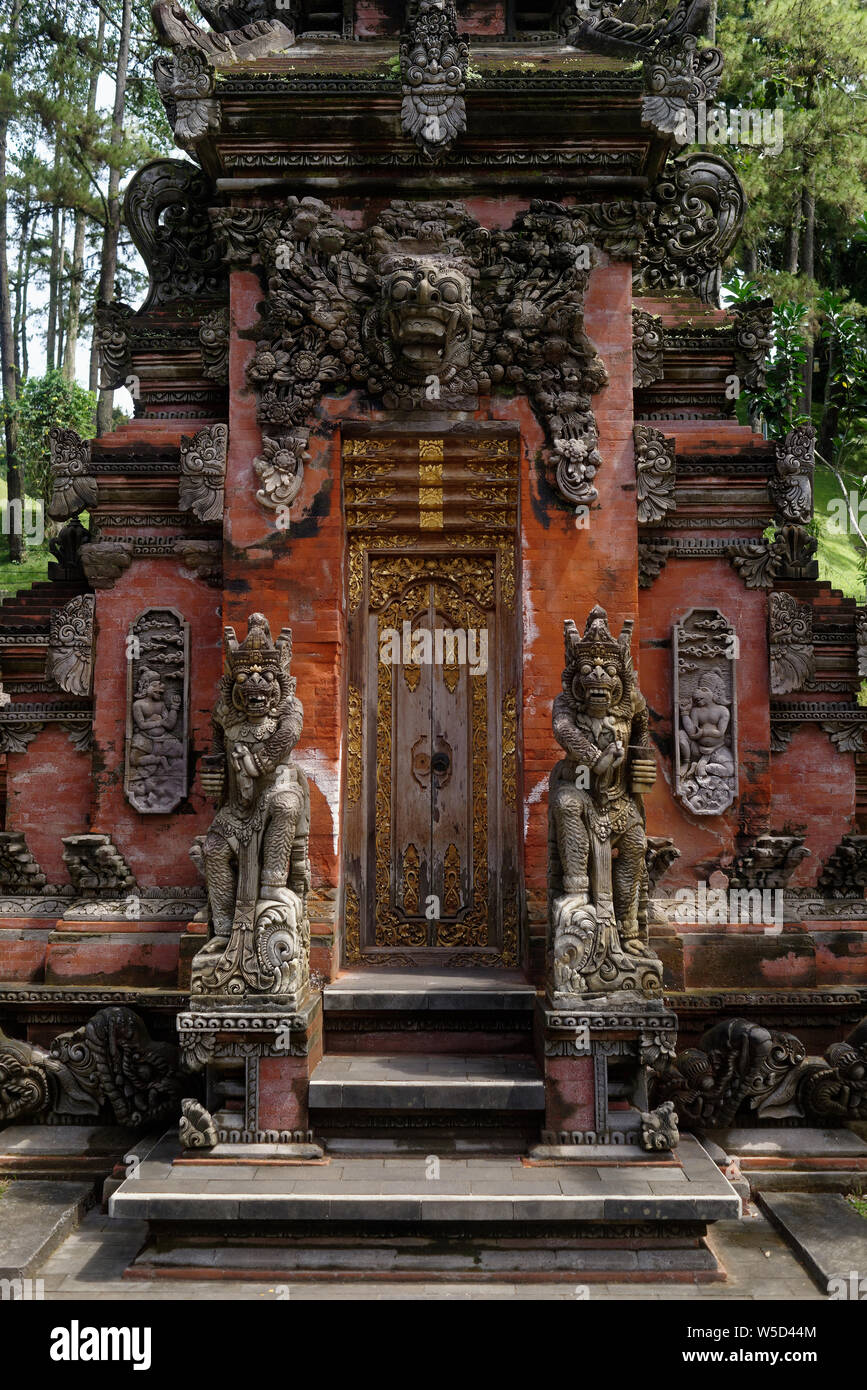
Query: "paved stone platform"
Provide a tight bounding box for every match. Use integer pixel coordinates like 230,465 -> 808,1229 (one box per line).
0,1180 -> 93,1279
309,1053 -> 545,1111
0,1124 -> 143,1181
757,1192 -> 867,1294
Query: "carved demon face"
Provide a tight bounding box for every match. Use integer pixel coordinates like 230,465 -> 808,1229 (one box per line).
231,668 -> 282,720
382,258 -> 473,380
573,656 -> 623,718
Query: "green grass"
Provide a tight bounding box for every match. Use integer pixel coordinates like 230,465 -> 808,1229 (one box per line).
0,542 -> 50,599
813,462 -> 867,601
849,1194 -> 867,1220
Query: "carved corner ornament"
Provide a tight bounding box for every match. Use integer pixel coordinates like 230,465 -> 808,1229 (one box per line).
728,833 -> 809,889
79,540 -> 134,590
634,424 -> 676,523
0,830 -> 47,894
769,423 -> 815,525
642,34 -> 724,144
179,423 -> 227,522
634,152 -> 746,306
0,1006 -> 184,1126
153,44 -> 219,152
125,609 -> 190,815
728,523 -> 818,589
632,308 -> 665,389
46,594 -> 95,697
94,299 -> 134,390
179,1096 -> 218,1148
400,0 -> 469,161
47,427 -> 97,522
190,613 -> 312,1007
673,608 -> 737,816
547,606 -> 664,1001
62,833 -> 138,899
732,297 -> 773,392
768,590 -> 814,695
124,157 -> 228,310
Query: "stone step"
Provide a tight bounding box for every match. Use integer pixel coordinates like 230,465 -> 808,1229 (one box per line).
323,968 -> 537,1014
0,1180 -> 94,1280
309,1054 -> 545,1113
757,1192 -> 867,1294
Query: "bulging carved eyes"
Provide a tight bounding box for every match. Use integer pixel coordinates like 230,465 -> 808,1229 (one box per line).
439,279 -> 462,304
389,278 -> 412,302
580,664 -> 591,675
606,665 -> 617,676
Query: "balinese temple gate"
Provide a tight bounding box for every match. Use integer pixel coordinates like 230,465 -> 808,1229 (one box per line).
0,0 -> 865,1280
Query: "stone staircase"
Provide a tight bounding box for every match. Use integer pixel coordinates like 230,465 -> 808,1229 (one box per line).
311,969 -> 545,1152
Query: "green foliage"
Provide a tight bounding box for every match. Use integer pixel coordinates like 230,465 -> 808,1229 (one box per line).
725,276 -> 810,432
12,370 -> 95,508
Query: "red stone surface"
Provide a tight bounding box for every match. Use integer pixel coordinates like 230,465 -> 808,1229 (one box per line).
257,1056 -> 311,1131
544,1055 -> 597,1133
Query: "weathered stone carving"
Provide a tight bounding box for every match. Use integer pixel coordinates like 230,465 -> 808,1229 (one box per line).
637,539 -> 672,588
640,1099 -> 679,1152
153,46 -> 219,151
48,517 -> 90,581
62,833 -> 138,898
728,834 -> 809,889
230,196 -> 608,514
818,835 -> 867,899
857,611 -> 867,678
152,0 -> 293,60
642,34 -> 723,142
632,307 -> 665,388
548,607 -> 663,1000
179,423 -> 227,522
46,427 -> 97,522
199,306 -> 230,381
634,424 -> 676,522
191,613 -> 312,1005
634,152 -> 746,306
646,835 -> 680,894
0,1006 -> 184,1126
400,0 -> 468,161
124,158 -> 227,311
46,595 -> 95,697
179,1096 -> 218,1148
769,423 -> 814,525
732,297 -> 773,391
673,608 -> 737,816
94,300 -> 134,389
658,1016 -> 867,1127
79,540 -> 134,590
174,538 -> 223,586
125,609 -> 190,814
0,831 -> 46,893
728,523 -> 818,588
768,591 -> 814,695
0,720 -> 43,755
567,0 -> 716,57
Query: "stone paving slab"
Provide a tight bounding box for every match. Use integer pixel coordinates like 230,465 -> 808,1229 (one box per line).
757,1192 -> 867,1293
0,1180 -> 94,1278
707,1127 -> 867,1160
309,1053 -> 545,1110
323,969 -> 536,1012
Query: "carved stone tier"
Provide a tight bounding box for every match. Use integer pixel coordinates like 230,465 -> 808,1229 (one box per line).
535,995 -> 678,1152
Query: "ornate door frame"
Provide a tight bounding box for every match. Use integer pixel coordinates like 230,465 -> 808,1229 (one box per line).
341,424 -> 523,968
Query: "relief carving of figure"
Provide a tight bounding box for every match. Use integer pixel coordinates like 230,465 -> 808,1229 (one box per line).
548,606 -> 663,999
191,613 -> 311,1004
379,256 -> 474,387
128,668 -> 185,809
677,668 -> 735,811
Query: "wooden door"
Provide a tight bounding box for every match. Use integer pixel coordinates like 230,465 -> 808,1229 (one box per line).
343,430 -> 521,967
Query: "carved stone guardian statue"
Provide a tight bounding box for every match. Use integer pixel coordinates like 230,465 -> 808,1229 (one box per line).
190,613 -> 311,1007
548,606 -> 664,1000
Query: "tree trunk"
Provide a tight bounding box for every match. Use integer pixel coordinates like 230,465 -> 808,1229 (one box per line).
18,212 -> 35,380
12,189 -> 28,381
63,7 -> 104,385
46,200 -> 61,372
0,0 -> 26,562
742,243 -> 757,277
784,190 -> 802,275
95,0 -> 132,436
799,171 -> 815,415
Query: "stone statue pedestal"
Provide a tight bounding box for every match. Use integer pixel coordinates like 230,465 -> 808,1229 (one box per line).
177,990 -> 323,1155
533,992 -> 678,1155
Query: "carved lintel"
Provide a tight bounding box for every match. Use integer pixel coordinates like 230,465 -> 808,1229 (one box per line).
769,423 -> 814,525
61,833 -> 138,898
0,831 -> 46,893
399,0 -> 468,161
768,591 -> 814,695
125,609 -> 190,815
634,152 -> 746,306
47,428 -> 97,522
634,424 -> 676,523
673,608 -> 737,815
632,308 -> 665,389
179,423 -> 227,522
46,594 -> 95,697
79,540 -> 134,590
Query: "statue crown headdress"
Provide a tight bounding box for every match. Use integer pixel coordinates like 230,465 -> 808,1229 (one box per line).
224,613 -> 292,678
563,605 -> 636,693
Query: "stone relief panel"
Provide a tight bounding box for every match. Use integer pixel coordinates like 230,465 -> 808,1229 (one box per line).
673,607 -> 738,816
124,609 -> 190,814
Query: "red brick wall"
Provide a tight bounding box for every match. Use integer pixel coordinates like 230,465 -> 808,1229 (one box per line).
7,725 -> 90,884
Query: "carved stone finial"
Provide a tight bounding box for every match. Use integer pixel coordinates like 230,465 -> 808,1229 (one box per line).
548,607 -> 663,1001
400,0 -> 468,161
673,608 -> 737,815
634,424 -> 676,523
769,423 -> 814,525
0,831 -> 47,893
634,152 -> 746,306
632,308 -> 665,388
179,1096 -> 218,1148
47,428 -> 97,523
124,159 -> 227,311
62,833 -> 138,898
46,594 -> 95,697
190,612 -> 312,1006
768,590 -> 814,694
179,424 -> 227,522
642,34 -> 724,143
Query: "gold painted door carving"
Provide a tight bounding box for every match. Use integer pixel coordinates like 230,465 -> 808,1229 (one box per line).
343,430 -> 521,967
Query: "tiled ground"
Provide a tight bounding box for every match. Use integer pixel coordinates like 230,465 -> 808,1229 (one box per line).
35,1207 -> 824,1300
